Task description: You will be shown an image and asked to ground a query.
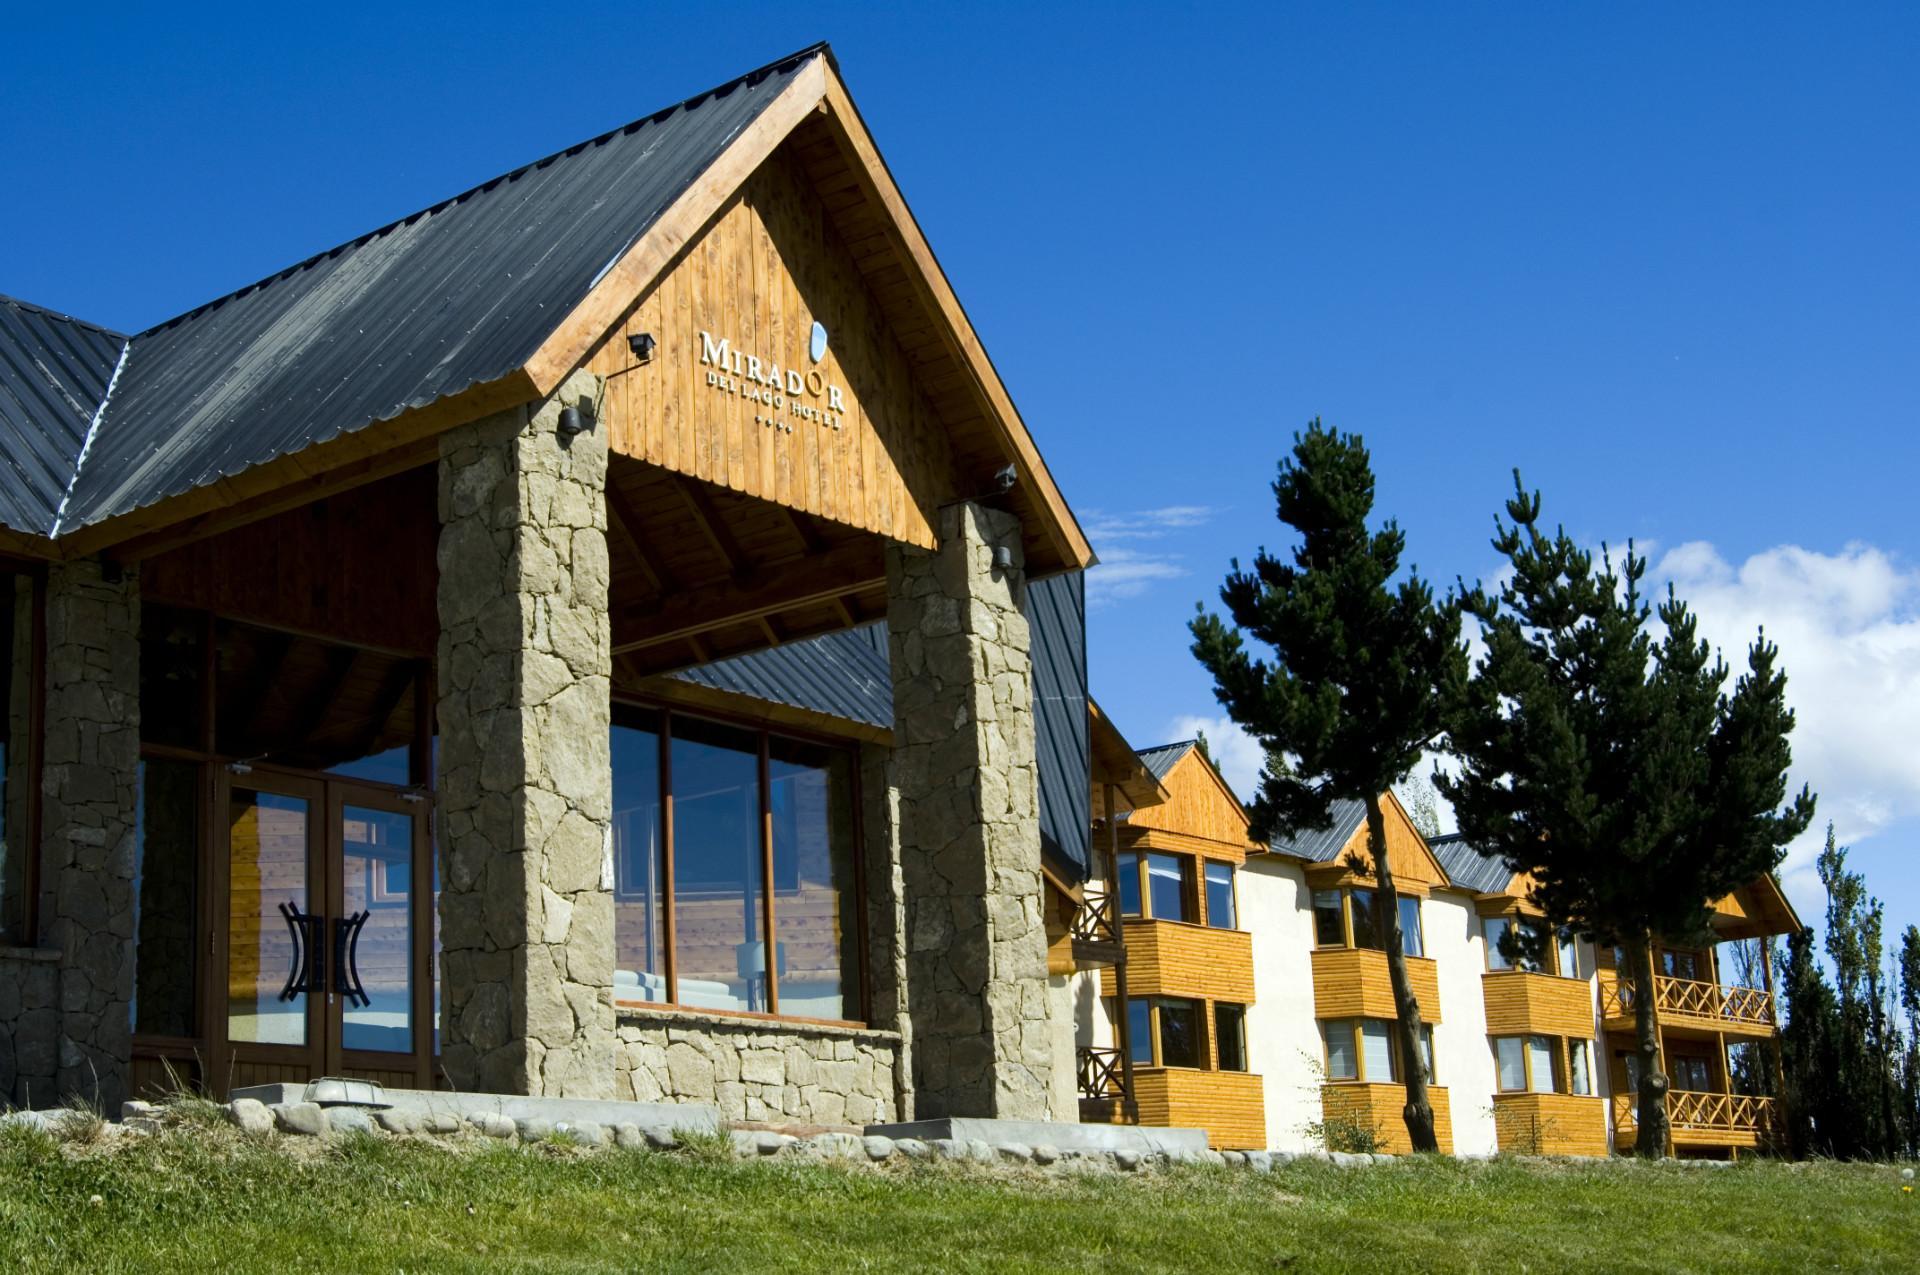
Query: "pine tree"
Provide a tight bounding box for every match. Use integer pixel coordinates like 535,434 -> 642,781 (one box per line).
1190,421 -> 1466,1153
1817,830 -> 1902,1157
1779,925 -> 1842,1158
1438,477 -> 1813,1158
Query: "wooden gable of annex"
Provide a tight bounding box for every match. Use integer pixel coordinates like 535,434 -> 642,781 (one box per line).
1297,791 -> 1453,898
54,50 -> 1092,685
1122,747 -> 1260,864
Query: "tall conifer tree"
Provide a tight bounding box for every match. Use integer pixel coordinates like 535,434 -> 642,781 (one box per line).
1190,422 -> 1465,1153
1439,477 -> 1813,1157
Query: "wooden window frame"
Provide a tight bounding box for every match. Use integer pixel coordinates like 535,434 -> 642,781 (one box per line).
1323,1016 -> 1432,1085
1492,1033 -> 1580,1095
1213,1001 -> 1249,1073
1201,859 -> 1238,931
608,699 -> 870,1029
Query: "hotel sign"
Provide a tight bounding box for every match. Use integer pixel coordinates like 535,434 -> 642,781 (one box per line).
699,324 -> 848,434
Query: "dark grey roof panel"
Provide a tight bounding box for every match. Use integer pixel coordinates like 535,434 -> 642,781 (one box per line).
0,296 -> 125,534
1136,741 -> 1194,783
1268,797 -> 1368,864
670,623 -> 891,729
1030,571 -> 1091,881
1429,833 -> 1516,894
59,46 -> 826,530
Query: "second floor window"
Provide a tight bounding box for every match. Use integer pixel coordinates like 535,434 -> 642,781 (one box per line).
1117,851 -> 1197,923
1313,886 -> 1424,956
1204,862 -> 1236,929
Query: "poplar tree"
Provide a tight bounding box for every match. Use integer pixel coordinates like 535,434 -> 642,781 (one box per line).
1190,421 -> 1465,1153
1438,477 -> 1813,1157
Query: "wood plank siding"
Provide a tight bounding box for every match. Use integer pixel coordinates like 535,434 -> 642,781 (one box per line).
1133,1069 -> 1266,1151
1492,1093 -> 1609,1156
1482,971 -> 1596,1037
1321,1083 -> 1454,1155
1101,919 -> 1256,1003
1311,948 -> 1442,1023
1122,750 -> 1259,853
589,146 -> 955,550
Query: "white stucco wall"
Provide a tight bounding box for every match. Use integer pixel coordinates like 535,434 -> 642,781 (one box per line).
1242,856 -> 1324,1152
1424,889 -> 1499,1156
1048,972 -> 1080,1122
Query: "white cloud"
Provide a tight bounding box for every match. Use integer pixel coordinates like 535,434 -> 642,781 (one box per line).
1651,539 -> 1920,917
1083,505 -> 1217,541
1085,548 -> 1189,607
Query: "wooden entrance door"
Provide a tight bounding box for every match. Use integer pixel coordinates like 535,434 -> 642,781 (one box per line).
214,773 -> 433,1093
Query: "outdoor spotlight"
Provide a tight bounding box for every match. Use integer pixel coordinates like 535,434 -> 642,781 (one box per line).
991,462 -> 1018,494
557,405 -> 589,437
993,545 -> 1015,571
627,331 -> 657,363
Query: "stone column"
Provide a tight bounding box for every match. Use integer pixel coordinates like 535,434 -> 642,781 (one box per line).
436,370 -> 615,1098
886,501 -> 1051,1119
38,557 -> 140,1111
859,741 -> 914,1120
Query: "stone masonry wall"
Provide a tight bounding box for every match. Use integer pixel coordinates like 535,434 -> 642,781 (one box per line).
858,741 -> 914,1121
38,557 -> 139,1111
885,501 -> 1052,1120
437,370 -> 616,1098
0,947 -> 59,1107
615,1007 -> 899,1127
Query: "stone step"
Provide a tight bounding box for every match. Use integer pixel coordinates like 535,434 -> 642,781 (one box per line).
864,1116 -> 1209,1155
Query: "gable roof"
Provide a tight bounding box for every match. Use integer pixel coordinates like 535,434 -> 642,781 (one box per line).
0,296 -> 126,535
1427,833 -> 1520,895
669,622 -> 892,729
1267,797 -> 1369,864
1,45 -> 1092,574
1137,740 -> 1195,783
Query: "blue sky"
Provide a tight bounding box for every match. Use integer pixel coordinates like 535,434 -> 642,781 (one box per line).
5,3 -> 1916,950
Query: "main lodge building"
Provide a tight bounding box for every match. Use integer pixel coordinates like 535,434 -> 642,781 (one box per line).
0,45 -> 1799,1157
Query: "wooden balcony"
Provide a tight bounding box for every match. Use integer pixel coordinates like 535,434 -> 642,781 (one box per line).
1320,1083 -> 1453,1155
1311,948 -> 1441,1023
1598,971 -> 1776,1037
1100,919 -> 1254,1002
1069,888 -> 1124,969
1612,1090 -> 1779,1151
1135,1067 -> 1266,1150
1482,970 -> 1595,1037
1491,1093 -> 1609,1156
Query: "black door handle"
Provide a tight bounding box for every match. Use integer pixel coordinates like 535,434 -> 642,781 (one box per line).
333,911 -> 371,1008
277,902 -> 326,1001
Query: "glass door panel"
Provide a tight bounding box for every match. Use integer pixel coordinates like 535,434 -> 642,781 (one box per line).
226,788 -> 313,1047
338,805 -> 415,1055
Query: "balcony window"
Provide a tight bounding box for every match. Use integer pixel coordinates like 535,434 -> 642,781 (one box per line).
1156,998 -> 1203,1068
1313,889 -> 1345,946
1494,1034 -> 1593,1095
1360,1019 -> 1394,1082
1398,896 -> 1423,957
1323,1018 -> 1431,1084
1568,1040 -> 1592,1096
1349,888 -> 1386,950
1127,998 -> 1153,1066
1495,1036 -> 1527,1091
1215,1003 -> 1247,1072
1145,853 -> 1193,923
1117,852 -> 1143,917
1484,917 -> 1515,971
1204,861 -> 1236,929
1662,949 -> 1702,981
1671,1054 -> 1712,1092
1324,1019 -> 1359,1080
1483,914 -> 1549,972
1556,928 -> 1585,979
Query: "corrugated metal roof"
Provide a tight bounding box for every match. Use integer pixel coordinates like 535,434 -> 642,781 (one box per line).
1268,797 -> 1368,864
0,295 -> 126,534
1029,572 -> 1091,881
47,45 -> 827,533
670,623 -> 891,729
1136,741 -> 1195,783
1428,833 -> 1517,894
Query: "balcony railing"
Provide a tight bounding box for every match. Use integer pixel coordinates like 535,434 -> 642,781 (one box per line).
1612,1090 -> 1777,1139
1077,1046 -> 1127,1101
1599,971 -> 1775,1029
1070,889 -> 1123,947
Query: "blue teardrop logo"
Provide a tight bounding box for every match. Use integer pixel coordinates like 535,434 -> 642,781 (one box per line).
809,321 -> 829,364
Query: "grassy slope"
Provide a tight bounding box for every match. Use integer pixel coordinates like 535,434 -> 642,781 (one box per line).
0,1124 -> 1911,1274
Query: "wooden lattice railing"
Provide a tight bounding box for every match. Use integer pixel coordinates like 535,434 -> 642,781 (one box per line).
1070,889 -> 1122,946
1077,1046 -> 1126,1101
1613,1090 -> 1776,1135
1598,971 -> 1774,1027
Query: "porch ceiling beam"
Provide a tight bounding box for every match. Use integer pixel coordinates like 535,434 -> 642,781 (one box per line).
610,540 -> 882,656
671,476 -> 750,582
783,509 -> 858,629
286,646 -> 361,752
604,479 -> 673,596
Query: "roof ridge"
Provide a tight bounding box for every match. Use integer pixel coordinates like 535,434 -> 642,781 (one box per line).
1136,739 -> 1198,755
132,42 -> 832,342
48,337 -> 132,537
0,293 -> 128,340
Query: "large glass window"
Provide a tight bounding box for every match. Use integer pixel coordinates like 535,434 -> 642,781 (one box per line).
610,709 -> 862,1022
1312,889 -> 1345,946
1484,916 -> 1514,970
1349,888 -> 1382,950
1397,896 -> 1423,957
1324,1019 -> 1358,1080
132,758 -> 200,1038
1568,1040 -> 1592,1096
1494,1034 -> 1594,1095
1324,1017 -> 1426,1083
1117,851 -> 1142,917
1360,1019 -> 1394,1081
1495,1036 -> 1527,1091
1485,914 -> 1550,972
1157,998 -> 1203,1068
1204,862 -> 1236,929
1215,1003 -> 1247,1072
1127,997 -> 1153,1066
1556,928 -> 1585,979
1144,853 -> 1192,923
1526,1035 -> 1557,1094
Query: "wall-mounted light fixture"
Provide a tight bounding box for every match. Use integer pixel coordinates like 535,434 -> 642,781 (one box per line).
627,331 -> 657,364
991,462 -> 1019,494
557,405 -> 590,437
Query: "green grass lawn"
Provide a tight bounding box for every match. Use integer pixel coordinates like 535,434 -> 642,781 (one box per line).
1,1121 -> 1913,1273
